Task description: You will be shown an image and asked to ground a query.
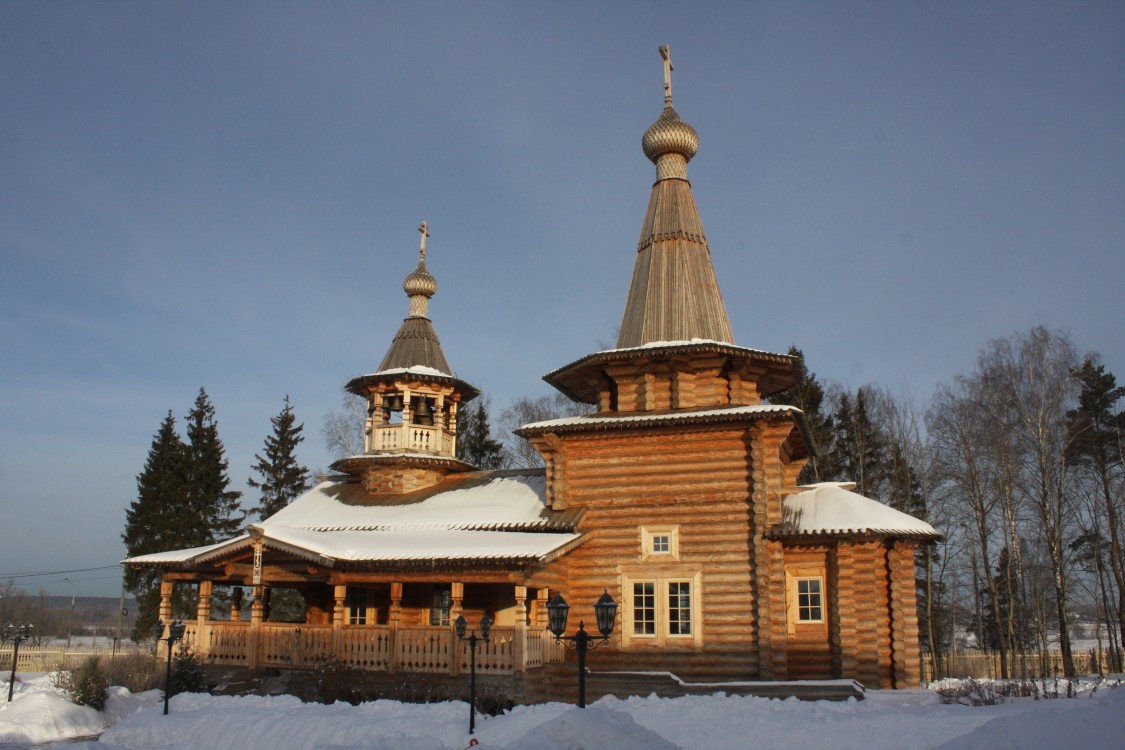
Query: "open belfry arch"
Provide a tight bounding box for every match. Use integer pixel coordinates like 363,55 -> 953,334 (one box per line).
125,46 -> 939,694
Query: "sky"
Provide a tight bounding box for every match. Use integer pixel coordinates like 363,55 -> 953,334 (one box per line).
1,1 -> 1122,597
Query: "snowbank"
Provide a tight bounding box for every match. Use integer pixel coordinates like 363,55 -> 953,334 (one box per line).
3,672 -> 1122,750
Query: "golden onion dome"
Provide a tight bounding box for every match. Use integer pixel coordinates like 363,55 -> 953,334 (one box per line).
642,105 -> 699,164
403,260 -> 438,298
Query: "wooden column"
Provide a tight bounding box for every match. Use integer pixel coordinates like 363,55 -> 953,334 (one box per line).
888,542 -> 923,688
450,582 -> 464,676
158,578 -> 173,625
196,580 -> 212,658
247,585 -> 264,669
514,585 -> 528,672
535,588 -> 550,630
230,587 -> 242,622
389,582 -> 403,673
333,585 -> 347,657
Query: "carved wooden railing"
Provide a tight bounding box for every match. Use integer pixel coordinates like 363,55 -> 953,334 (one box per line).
183,622 -> 564,674
371,425 -> 453,454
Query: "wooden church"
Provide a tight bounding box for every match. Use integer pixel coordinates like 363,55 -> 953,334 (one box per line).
125,47 -> 939,694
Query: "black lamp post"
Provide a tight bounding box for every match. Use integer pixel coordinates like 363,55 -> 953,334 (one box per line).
455,611 -> 493,734
3,623 -> 33,702
546,590 -> 618,708
157,620 -> 187,716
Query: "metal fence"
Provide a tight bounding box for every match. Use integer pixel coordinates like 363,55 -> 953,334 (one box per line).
922,648 -> 1122,681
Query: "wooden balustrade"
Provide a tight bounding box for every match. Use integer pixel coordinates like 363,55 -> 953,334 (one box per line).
163,622 -> 563,674
372,425 -> 450,454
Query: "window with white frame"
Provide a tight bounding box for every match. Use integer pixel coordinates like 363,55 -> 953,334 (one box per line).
621,571 -> 701,647
641,525 -> 680,560
796,577 -> 824,623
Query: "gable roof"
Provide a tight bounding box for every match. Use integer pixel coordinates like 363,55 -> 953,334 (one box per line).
775,482 -> 941,541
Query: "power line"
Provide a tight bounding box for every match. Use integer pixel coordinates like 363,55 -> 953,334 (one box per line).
0,565 -> 121,580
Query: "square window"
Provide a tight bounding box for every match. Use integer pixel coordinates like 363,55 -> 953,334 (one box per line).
633,582 -> 656,635
797,577 -> 823,622
651,535 -> 670,553
641,526 -> 679,560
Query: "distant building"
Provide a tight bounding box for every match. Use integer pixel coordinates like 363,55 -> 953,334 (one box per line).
125,48 -> 939,694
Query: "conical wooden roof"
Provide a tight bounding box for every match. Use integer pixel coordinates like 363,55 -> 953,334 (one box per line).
616,80 -> 734,347
376,223 -> 452,375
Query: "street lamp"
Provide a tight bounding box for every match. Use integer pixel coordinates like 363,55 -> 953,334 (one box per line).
455,612 -> 493,735
546,590 -> 618,708
3,624 -> 33,702
157,620 -> 187,716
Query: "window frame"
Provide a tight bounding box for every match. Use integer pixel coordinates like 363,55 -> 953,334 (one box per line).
620,568 -> 702,649
795,576 -> 824,623
640,525 -> 680,561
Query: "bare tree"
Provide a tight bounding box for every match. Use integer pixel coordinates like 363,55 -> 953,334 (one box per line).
321,391 -> 366,460
497,393 -> 591,468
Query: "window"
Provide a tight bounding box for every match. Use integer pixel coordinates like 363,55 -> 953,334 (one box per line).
641,525 -> 680,560
346,588 -> 368,625
430,584 -> 452,626
633,582 -> 656,635
796,577 -> 823,623
622,572 -> 701,647
668,582 -> 692,635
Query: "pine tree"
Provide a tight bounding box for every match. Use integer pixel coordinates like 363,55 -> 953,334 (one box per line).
249,395 -> 311,520
457,399 -> 504,469
184,387 -> 243,543
122,411 -> 191,639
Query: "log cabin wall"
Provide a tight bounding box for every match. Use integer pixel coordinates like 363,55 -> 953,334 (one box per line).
832,540 -> 896,688
888,541 -> 923,687
534,417 -> 803,681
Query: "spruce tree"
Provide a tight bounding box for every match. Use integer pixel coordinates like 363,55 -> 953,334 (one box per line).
457,399 -> 504,469
249,395 -> 311,520
122,411 -> 190,639
184,387 -> 243,543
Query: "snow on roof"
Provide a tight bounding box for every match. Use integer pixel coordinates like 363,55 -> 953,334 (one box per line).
520,403 -> 801,432
122,472 -> 583,569
249,524 -> 581,563
264,472 -> 558,532
780,482 -> 940,539
122,535 -> 251,565
355,364 -> 452,379
598,338 -> 787,357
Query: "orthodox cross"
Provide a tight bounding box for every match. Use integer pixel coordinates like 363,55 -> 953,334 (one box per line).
418,220 -> 430,261
659,44 -> 673,106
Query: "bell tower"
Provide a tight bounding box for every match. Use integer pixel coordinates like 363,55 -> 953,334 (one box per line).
332,222 -> 480,493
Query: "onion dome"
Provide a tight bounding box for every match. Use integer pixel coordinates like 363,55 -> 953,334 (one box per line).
642,106 -> 699,165
404,259 -> 438,303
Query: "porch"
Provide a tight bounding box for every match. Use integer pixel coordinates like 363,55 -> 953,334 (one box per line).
162,578 -> 565,675
180,621 -> 564,674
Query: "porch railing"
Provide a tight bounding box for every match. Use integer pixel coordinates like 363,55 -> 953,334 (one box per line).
181,622 -> 563,675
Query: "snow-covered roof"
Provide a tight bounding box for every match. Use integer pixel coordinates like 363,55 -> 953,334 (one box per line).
265,472 -> 568,531
122,471 -> 584,569
595,339 -> 787,358
122,535 -> 251,565
519,404 -> 801,433
355,364 -> 452,379
778,482 -> 941,540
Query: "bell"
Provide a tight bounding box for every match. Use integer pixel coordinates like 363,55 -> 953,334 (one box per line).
414,398 -> 434,426
383,393 -> 404,411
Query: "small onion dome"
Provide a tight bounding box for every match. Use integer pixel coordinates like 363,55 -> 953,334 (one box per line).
642,106 -> 699,164
403,260 -> 438,298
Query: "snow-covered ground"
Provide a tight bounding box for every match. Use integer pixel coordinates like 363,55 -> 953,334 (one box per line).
2,671 -> 1122,750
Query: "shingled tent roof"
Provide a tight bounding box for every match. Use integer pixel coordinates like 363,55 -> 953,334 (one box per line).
617,47 -> 735,348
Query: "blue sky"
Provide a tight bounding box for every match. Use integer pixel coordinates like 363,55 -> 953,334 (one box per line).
2,1 -> 1122,596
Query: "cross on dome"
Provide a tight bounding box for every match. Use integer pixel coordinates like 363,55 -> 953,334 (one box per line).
418,220 -> 430,261
659,44 -> 673,106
